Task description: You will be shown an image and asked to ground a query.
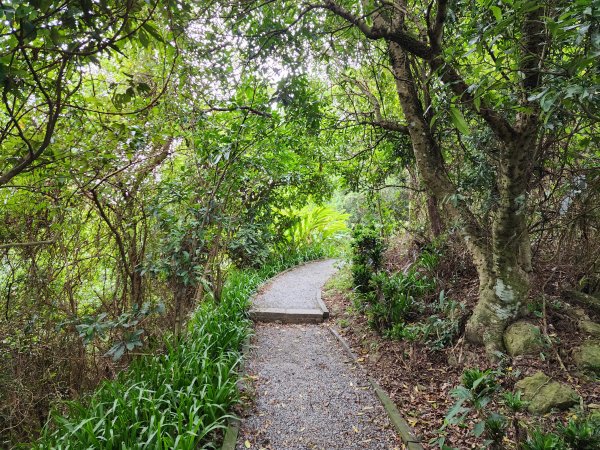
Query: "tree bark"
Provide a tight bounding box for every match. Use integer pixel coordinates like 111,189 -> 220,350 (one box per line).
427,196 -> 443,238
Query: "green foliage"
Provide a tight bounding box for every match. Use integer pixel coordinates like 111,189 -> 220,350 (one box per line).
34,251 -> 323,449
458,368 -> 499,408
438,369 -> 600,449
502,391 -> 527,413
65,303 -> 166,361
350,224 -> 384,294
278,204 -> 350,255
351,233 -> 458,348
0,0 -> 185,185
522,429 -> 565,450
436,368 -> 502,447
557,415 -> 600,450
404,291 -> 464,351
36,280 -> 249,448
228,223 -> 272,268
369,270 -> 434,331
483,412 -> 507,446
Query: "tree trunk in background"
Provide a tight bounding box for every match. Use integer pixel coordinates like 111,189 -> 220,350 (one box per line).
427,196 -> 443,238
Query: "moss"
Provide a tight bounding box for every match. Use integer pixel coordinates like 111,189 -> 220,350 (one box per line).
573,341 -> 600,373
503,321 -> 544,357
579,321 -> 600,338
515,372 -> 579,414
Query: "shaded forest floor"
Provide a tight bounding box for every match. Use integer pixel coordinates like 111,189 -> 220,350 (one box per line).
322,267 -> 600,449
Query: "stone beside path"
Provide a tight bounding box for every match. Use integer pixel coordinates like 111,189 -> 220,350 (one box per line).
238,259 -> 401,449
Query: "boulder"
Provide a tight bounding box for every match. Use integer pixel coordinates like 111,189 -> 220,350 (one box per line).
573,341 -> 600,373
515,372 -> 579,414
578,320 -> 600,338
503,321 -> 544,356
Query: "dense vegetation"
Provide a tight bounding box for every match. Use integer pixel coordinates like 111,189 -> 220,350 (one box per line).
0,0 -> 598,448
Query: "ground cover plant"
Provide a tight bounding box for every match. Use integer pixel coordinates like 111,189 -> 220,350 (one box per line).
323,229 -> 600,449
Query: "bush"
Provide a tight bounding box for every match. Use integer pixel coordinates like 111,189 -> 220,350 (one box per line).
557,415 -> 600,450
367,270 -> 433,330
350,224 -> 384,294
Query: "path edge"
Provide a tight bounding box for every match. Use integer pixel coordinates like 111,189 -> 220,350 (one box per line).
221,335 -> 251,450
316,289 -> 330,319
327,326 -> 424,450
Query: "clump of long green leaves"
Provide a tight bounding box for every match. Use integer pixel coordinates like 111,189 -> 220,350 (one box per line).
34,249 -> 325,449
277,204 -> 350,256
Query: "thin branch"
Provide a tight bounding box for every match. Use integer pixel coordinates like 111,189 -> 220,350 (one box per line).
0,240 -> 55,250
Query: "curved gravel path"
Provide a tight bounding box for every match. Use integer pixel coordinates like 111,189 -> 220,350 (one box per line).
237,261 -> 400,449
252,259 -> 337,310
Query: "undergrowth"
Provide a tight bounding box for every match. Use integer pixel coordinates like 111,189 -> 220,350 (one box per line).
32,247 -> 327,449
436,367 -> 600,450
350,227 -> 464,350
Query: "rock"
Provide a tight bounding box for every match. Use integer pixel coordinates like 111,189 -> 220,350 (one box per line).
503,321 -> 544,356
573,341 -> 600,373
515,372 -> 579,414
447,354 -> 459,367
579,320 -> 600,337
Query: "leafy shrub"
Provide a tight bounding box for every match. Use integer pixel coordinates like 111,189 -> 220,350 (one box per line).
461,368 -> 499,401
367,270 -> 433,330
228,223 -> 272,268
277,204 -> 349,255
350,223 -> 384,294
416,291 -> 464,350
435,368 -> 503,448
502,391 -> 527,412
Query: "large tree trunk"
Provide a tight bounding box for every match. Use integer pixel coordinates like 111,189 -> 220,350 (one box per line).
388,40 -> 534,353
427,195 -> 443,238
466,134 -> 534,352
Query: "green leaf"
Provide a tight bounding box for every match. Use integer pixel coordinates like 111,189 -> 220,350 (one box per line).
490,6 -> 502,22
473,420 -> 486,437
141,23 -> 165,43
450,107 -> 470,135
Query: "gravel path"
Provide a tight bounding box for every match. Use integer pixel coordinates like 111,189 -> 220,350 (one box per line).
252,259 -> 337,310
238,261 -> 400,449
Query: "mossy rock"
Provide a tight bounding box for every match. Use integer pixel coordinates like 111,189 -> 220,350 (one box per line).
503,321 -> 544,357
515,371 -> 579,414
573,341 -> 600,373
579,320 -> 600,338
